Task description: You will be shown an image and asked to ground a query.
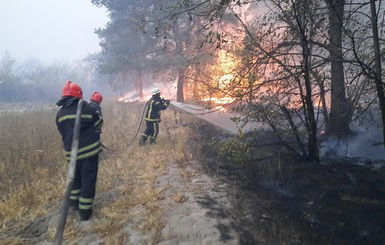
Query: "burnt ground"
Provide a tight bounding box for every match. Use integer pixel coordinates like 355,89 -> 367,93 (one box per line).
192,120 -> 385,245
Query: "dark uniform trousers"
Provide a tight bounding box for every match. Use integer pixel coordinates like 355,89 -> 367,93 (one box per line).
143,121 -> 160,143
69,155 -> 99,218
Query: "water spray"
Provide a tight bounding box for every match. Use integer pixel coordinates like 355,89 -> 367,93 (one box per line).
169,100 -> 234,116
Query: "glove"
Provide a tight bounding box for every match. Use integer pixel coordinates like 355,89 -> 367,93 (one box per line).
162,98 -> 170,105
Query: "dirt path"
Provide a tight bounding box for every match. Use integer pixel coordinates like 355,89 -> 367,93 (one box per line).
156,160 -> 240,245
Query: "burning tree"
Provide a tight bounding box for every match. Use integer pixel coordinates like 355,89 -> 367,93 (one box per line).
182,0 -> 385,162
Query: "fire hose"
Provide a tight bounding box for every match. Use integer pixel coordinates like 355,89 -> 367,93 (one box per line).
54,99 -> 83,245
125,99 -> 150,148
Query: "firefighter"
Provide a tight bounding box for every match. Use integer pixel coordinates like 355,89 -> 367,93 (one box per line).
56,81 -> 103,221
139,87 -> 170,145
90,91 -> 103,116
90,92 -> 103,135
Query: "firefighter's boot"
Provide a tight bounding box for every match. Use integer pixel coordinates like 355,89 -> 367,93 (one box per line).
69,200 -> 79,211
150,138 -> 157,145
79,208 -> 93,221
139,135 -> 147,146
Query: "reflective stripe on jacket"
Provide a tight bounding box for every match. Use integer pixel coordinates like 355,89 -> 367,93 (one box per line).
144,95 -> 169,122
56,97 -> 103,160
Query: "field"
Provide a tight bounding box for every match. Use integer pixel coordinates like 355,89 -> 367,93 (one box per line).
0,101 -> 203,244
1,101 -> 385,244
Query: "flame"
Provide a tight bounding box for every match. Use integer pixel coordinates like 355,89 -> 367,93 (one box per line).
196,50 -> 240,110
202,97 -> 235,104
202,96 -> 235,112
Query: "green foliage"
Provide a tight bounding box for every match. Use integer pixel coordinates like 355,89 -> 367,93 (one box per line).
209,136 -> 254,165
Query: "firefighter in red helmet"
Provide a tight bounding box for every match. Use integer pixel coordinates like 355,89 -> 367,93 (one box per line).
90,92 -> 103,135
90,92 -> 103,116
56,81 -> 103,221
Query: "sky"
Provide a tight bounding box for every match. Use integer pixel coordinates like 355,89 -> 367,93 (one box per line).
0,0 -> 109,64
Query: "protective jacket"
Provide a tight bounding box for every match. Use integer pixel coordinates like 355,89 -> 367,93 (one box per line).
56,96 -> 103,161
144,95 -> 169,122
90,101 -> 102,116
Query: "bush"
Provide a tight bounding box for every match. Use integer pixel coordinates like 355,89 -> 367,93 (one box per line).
209,136 -> 254,165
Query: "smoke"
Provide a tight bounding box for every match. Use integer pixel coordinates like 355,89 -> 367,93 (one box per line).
118,80 -> 177,102
319,124 -> 385,162
150,81 -> 177,101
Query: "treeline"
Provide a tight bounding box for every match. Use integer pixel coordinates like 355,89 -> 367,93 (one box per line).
0,83 -> 56,103
0,52 -> 110,103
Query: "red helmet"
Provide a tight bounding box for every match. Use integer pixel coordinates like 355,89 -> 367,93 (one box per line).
62,81 -> 83,99
91,91 -> 103,104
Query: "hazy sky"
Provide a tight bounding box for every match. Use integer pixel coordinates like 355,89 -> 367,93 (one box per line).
0,0 -> 109,64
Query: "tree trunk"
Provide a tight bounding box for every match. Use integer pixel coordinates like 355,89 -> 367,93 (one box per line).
192,65 -> 199,100
370,0 -> 385,149
300,13 -> 320,163
177,67 -> 185,102
325,0 -> 351,136
295,0 -> 320,162
136,70 -> 144,101
303,52 -> 320,162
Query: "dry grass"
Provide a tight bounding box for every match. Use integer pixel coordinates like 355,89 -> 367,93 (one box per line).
0,101 -> 198,244
0,105 -> 65,240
